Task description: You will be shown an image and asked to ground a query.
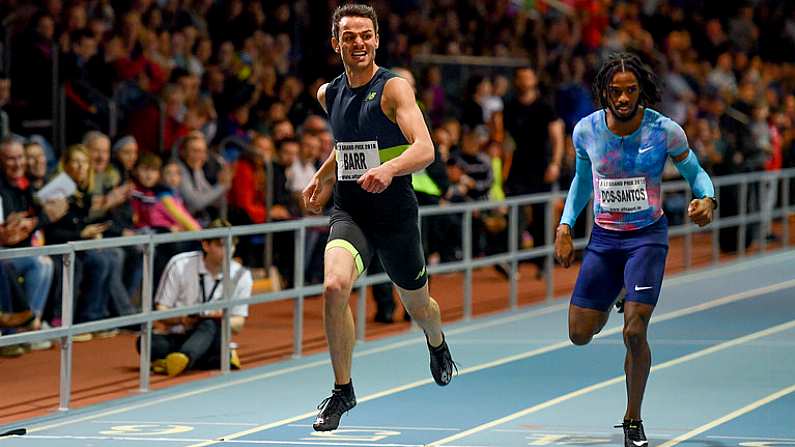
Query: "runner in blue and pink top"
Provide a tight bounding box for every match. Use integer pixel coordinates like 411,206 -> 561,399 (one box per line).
553,52 -> 717,447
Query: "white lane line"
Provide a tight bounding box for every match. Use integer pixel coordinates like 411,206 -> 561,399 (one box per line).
708,436 -> 795,441
22,303 -> 567,434
2,434 -> 417,446
183,279 -> 795,447
426,319 -> 795,446
91,420 -> 259,427
286,424 -> 460,432
5,434 -> 492,447
20,253 -> 795,436
658,383 -> 795,447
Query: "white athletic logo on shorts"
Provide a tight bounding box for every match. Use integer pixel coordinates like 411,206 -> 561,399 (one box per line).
337,141 -> 380,181
598,177 -> 650,213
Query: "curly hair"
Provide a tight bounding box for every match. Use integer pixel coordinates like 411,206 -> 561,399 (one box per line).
593,52 -> 661,109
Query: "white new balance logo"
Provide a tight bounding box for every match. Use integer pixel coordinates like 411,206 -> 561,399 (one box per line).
634,285 -> 653,291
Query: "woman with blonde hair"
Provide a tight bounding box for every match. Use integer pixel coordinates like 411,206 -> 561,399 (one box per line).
43,145 -> 118,340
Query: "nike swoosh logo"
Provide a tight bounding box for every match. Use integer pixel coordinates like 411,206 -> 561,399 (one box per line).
638,146 -> 654,154
633,441 -> 648,446
634,285 -> 653,291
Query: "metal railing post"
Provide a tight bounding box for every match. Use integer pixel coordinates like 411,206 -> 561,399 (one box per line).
783,173 -> 790,247
220,232 -> 233,374
509,204 -> 519,310
293,227 -> 306,357
59,249 -> 75,412
264,161 -> 275,274
738,179 -> 748,257
712,188 -> 720,265
138,239 -> 155,393
760,178 -> 769,253
463,210 -> 473,320
544,198 -> 554,302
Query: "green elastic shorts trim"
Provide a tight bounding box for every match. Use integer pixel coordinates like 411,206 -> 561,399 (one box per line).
325,239 -> 365,275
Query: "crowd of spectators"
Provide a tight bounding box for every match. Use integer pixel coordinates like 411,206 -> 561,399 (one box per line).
1,0 -> 795,356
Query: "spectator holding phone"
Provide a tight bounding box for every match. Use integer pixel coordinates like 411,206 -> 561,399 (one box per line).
44,145 -> 118,338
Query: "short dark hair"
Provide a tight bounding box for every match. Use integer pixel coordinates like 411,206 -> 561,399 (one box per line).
593,52 -> 661,109
278,136 -> 300,151
331,3 -> 378,40
136,152 -> 162,170
204,218 -> 237,246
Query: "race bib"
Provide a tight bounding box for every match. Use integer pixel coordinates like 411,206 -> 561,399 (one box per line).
598,177 -> 650,213
336,141 -> 380,181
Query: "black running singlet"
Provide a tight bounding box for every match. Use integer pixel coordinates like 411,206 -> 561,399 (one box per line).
325,67 -> 417,222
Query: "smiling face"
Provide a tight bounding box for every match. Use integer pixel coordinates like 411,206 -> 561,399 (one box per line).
1,141 -> 26,181
64,149 -> 91,187
606,71 -> 641,122
332,16 -> 379,71
25,143 -> 48,180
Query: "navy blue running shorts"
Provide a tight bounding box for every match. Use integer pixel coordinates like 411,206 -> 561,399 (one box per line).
571,215 -> 669,312
326,206 -> 428,291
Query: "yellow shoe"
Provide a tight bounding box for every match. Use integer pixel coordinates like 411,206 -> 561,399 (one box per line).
93,328 -> 119,339
0,345 -> 25,357
230,349 -> 241,370
72,332 -> 93,342
151,358 -> 167,374
165,352 -> 190,377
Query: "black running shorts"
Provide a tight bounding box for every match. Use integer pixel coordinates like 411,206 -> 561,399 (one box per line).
326,206 -> 428,291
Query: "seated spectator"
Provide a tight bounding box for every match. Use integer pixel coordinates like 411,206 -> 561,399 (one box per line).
138,218 -> 251,377
133,153 -> 201,286
177,131 -> 231,226
43,145 -> 118,339
271,119 -> 295,142
126,83 -> 189,155
111,135 -> 139,183
84,131 -> 123,198
23,139 -> 50,191
159,159 -> 202,232
131,154 -> 200,233
84,130 -> 137,317
0,136 -> 67,332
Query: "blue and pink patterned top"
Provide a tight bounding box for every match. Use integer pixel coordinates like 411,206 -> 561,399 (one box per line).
570,108 -> 689,231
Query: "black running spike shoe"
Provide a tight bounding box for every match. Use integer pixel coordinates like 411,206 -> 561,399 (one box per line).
615,419 -> 648,447
313,388 -> 356,431
428,333 -> 457,386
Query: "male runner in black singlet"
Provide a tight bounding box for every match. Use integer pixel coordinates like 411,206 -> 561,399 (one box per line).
302,4 -> 455,432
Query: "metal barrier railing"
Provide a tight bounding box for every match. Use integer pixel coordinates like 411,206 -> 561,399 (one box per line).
1,167 -> 794,412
